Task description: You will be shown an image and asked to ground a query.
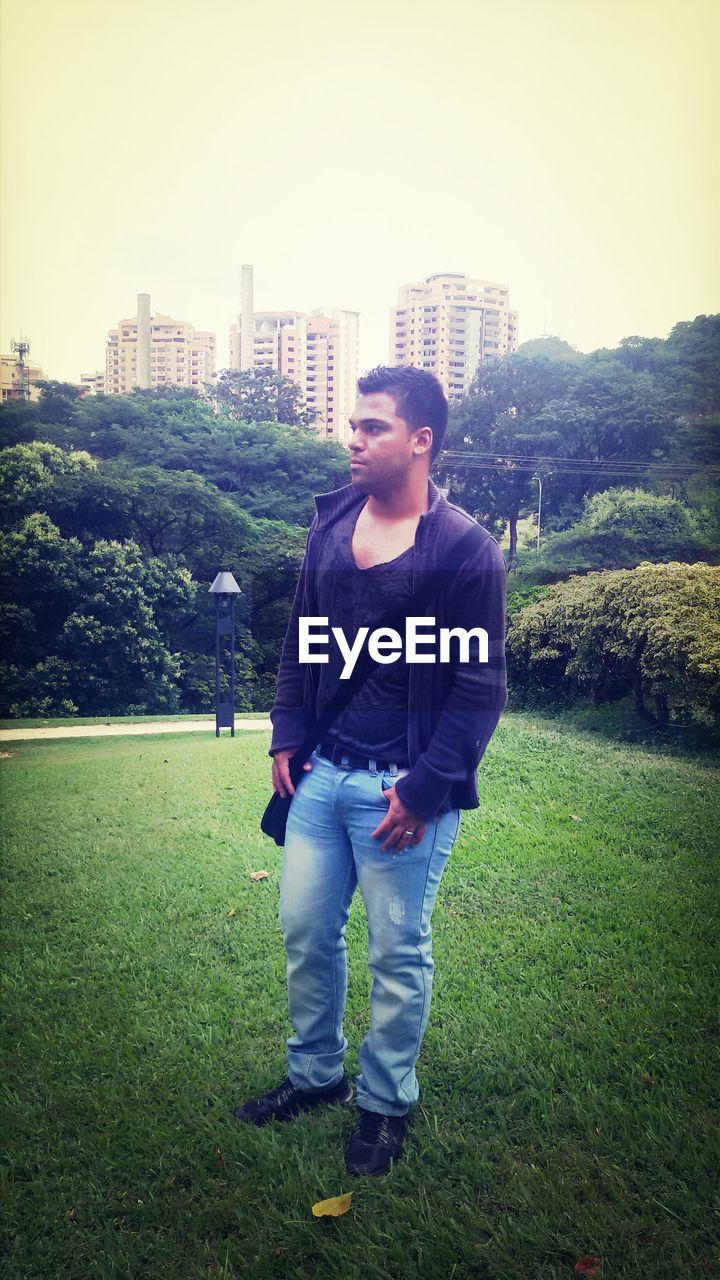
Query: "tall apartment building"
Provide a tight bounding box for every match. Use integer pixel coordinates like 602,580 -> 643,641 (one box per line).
231,310 -> 308,384
229,266 -> 358,442
390,272 -> 518,398
105,294 -> 216,395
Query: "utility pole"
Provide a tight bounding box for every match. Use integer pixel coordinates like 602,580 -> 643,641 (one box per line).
533,470 -> 551,549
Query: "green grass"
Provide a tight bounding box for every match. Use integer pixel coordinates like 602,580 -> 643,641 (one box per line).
1,715 -> 718,1280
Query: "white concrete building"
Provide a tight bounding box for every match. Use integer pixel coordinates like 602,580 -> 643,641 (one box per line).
106,294 -> 216,395
229,266 -> 358,442
390,271 -> 519,398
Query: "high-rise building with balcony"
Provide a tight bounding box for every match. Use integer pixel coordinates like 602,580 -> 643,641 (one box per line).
105,294 -> 216,395
390,272 -> 518,398
228,266 -> 358,442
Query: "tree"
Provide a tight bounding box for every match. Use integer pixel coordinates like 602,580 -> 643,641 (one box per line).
0,441 -> 97,527
33,380 -> 83,424
0,437 -> 315,714
664,315 -> 720,417
439,350 -> 676,560
514,487 -> 716,581
214,367 -> 316,427
0,514 -> 196,716
0,391 -> 349,525
517,336 -> 581,361
606,316 -> 720,418
441,353 -> 581,559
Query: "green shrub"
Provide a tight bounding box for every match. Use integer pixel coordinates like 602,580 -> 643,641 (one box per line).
506,582 -> 552,617
507,561 -> 720,727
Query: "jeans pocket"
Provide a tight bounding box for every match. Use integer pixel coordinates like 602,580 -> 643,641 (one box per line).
380,769 -> 409,797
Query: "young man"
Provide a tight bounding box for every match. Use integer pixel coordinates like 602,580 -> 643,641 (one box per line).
235,366 -> 507,1176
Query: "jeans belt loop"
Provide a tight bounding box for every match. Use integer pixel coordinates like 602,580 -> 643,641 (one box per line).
389,761 -> 399,777
340,752 -> 350,769
368,756 -> 377,776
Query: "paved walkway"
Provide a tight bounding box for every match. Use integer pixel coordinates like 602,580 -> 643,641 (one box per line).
0,719 -> 272,742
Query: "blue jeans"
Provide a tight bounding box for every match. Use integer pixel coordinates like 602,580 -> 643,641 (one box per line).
278,748 -> 461,1116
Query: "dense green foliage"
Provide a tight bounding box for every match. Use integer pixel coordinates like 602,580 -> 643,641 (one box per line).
0,395 -> 347,716
507,562 -> 720,727
0,512 -> 194,716
1,315 -> 718,723
439,314 -> 720,562
214,366 -> 316,426
515,487 -> 717,581
0,386 -> 347,524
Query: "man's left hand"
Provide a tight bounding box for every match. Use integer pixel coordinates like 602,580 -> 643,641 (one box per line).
371,786 -> 427,852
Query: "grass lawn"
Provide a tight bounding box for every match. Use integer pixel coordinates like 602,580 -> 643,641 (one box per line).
1,714 -> 718,1280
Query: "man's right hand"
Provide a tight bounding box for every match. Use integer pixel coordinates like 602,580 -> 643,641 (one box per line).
271,749 -> 313,798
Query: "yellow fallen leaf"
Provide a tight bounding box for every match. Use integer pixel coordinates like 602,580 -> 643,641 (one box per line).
250,870 -> 269,881
311,1192 -> 353,1218
227,908 -> 237,917
575,1257 -> 603,1277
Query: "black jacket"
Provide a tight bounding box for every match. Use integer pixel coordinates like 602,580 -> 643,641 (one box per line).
269,478 -> 508,821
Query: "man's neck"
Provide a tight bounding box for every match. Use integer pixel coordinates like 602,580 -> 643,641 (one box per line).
363,472 -> 430,523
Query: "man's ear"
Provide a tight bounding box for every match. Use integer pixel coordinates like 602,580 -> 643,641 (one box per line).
413,426 -> 433,456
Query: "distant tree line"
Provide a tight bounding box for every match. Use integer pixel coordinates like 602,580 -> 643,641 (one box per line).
1,322 -> 719,729
0,373 -> 347,716
438,316 -> 720,564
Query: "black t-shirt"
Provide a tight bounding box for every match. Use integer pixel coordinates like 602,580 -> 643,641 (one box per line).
314,502 -> 414,762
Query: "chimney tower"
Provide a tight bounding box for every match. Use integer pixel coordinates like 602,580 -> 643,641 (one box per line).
239,265 -> 254,371
136,293 -> 151,388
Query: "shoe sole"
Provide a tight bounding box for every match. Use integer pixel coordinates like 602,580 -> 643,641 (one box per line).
345,1151 -> 403,1177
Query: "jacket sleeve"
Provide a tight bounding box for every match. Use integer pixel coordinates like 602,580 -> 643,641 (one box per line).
394,533 -> 508,821
268,522 -> 316,757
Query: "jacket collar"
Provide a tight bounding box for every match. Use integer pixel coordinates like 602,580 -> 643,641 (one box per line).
313,477 -> 446,545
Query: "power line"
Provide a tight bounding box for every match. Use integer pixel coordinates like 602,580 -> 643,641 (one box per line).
438,455 -> 712,471
440,449 -> 714,469
439,464 -> 698,481
439,450 -> 720,477
439,463 -> 718,481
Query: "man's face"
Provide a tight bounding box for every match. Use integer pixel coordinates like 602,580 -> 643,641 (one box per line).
347,392 -> 430,495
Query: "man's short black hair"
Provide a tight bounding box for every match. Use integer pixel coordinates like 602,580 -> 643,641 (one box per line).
356,365 -> 448,462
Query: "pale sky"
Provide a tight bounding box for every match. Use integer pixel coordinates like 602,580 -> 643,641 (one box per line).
1,0 -> 718,383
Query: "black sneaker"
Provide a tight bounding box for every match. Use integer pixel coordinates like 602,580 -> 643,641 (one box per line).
344,1107 -> 408,1176
234,1074 -> 354,1126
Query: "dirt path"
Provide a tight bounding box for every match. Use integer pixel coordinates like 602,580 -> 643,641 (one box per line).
0,719 -> 272,742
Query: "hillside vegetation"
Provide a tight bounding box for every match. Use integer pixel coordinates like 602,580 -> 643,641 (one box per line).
1,318 -> 718,727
